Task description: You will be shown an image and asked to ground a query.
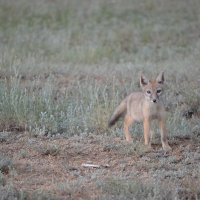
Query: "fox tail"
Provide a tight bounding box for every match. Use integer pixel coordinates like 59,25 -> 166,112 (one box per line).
108,98 -> 127,127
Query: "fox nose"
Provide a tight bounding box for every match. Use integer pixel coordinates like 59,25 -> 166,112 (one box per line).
153,99 -> 157,103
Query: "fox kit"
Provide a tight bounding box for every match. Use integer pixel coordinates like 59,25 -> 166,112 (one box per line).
108,72 -> 171,151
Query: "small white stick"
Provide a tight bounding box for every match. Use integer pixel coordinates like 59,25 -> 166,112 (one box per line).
81,163 -> 100,168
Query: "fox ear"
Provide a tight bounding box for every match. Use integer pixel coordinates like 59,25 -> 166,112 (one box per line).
156,71 -> 164,84
140,74 -> 149,87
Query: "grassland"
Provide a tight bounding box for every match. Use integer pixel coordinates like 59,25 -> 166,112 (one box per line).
0,0 -> 200,199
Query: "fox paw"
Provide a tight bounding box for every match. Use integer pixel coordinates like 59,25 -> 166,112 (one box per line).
145,144 -> 153,152
126,138 -> 133,143
126,137 -> 133,143
162,144 -> 172,152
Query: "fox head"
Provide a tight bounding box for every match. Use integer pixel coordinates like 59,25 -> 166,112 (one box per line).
140,72 -> 165,103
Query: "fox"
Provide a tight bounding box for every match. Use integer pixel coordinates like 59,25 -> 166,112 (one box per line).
108,72 -> 172,151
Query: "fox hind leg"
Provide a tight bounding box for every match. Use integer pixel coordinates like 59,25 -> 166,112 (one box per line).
124,115 -> 134,142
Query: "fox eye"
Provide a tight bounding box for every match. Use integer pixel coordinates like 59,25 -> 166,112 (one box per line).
157,89 -> 162,94
146,90 -> 151,94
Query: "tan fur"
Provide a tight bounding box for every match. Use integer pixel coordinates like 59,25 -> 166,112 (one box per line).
108,72 -> 171,151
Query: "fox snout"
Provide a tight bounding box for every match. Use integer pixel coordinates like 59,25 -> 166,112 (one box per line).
152,99 -> 157,103
144,89 -> 161,103
151,92 -> 160,103
149,95 -> 159,103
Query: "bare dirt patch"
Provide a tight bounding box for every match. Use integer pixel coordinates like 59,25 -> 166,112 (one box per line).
0,131 -> 200,199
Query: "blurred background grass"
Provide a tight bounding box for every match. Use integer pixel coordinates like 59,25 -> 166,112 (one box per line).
1,0 -> 200,66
